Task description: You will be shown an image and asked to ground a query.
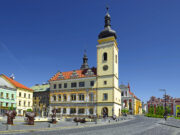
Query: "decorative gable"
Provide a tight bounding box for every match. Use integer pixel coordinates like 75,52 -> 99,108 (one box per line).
58,72 -> 64,79
70,70 -> 78,78
85,68 -> 94,76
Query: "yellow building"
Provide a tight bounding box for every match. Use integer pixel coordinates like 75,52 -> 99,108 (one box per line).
134,98 -> 142,115
49,8 -> 121,117
31,83 -> 50,117
0,74 -> 33,116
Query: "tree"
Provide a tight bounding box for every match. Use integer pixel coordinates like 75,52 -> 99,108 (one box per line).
27,109 -> 32,112
148,105 -> 154,114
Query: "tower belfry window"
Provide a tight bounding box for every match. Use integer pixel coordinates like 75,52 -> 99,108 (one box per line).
103,53 -> 107,61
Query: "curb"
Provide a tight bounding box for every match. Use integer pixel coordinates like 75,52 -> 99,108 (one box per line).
0,118 -> 133,134
158,123 -> 180,128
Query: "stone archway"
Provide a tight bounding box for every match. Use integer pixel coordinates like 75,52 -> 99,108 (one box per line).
102,107 -> 108,118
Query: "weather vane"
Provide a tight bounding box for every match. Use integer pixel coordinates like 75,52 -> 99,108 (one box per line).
106,5 -> 109,12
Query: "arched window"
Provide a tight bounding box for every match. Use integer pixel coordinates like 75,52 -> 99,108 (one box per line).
103,52 -> 107,61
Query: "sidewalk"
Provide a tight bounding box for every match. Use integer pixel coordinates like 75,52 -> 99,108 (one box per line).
158,117 -> 180,128
0,116 -> 134,134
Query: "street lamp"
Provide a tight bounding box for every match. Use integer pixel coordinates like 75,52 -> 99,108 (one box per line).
160,89 -> 167,121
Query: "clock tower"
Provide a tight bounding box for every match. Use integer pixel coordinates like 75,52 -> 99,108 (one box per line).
96,7 -> 121,117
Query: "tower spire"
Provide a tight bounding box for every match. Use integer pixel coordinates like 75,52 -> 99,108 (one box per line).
98,7 -> 117,39
80,50 -> 89,70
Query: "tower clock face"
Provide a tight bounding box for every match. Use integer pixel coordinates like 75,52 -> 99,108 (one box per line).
103,65 -> 108,71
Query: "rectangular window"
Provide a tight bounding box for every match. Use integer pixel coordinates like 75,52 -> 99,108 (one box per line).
89,93 -> 94,101
28,102 -> 30,107
6,93 -> 9,99
71,82 -> 77,88
103,93 -> 108,100
58,95 -> 61,101
104,81 -> 107,85
79,82 -> 85,87
89,108 -> 94,114
28,94 -> 30,99
71,94 -> 76,101
121,92 -> 124,96
64,83 -> 67,88
12,94 -> 14,99
11,103 -> 13,107
79,94 -> 85,101
24,101 -> 26,106
57,108 -> 61,113
63,94 -> 67,101
90,81 -> 94,86
19,92 -> 21,97
63,108 -> 66,114
19,101 -> 21,106
1,92 -> 3,98
53,95 -> 56,101
24,93 -> 26,98
70,108 -> 76,114
54,84 -> 56,89
78,108 -> 85,114
18,110 -> 21,114
0,102 -> 2,106
59,84 -> 62,88
6,103 -> 8,107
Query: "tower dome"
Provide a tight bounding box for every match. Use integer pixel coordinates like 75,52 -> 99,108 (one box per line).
98,7 -> 117,39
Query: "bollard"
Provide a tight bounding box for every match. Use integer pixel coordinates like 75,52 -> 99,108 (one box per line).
6,125 -> 11,130
48,123 -> 53,128
116,119 -> 118,122
76,122 -> 79,126
108,120 -> 110,123
95,119 -> 97,124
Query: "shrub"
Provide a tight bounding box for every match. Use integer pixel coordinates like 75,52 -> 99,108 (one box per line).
27,109 -> 32,112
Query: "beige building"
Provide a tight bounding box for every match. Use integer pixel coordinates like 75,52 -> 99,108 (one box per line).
49,8 -> 121,117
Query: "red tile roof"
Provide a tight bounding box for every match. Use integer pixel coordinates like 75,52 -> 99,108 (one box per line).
129,91 -> 140,100
1,74 -> 33,91
49,67 -> 97,81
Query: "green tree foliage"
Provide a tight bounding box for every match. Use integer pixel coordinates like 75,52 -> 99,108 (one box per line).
121,109 -> 129,114
148,105 -> 154,114
27,109 -> 32,112
8,107 -> 15,110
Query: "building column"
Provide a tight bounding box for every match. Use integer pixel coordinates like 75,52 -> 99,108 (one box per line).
76,107 -> 78,115
67,95 -> 70,101
67,108 -> 70,115
86,108 -> 89,115
76,94 -> 79,102
94,106 -> 97,115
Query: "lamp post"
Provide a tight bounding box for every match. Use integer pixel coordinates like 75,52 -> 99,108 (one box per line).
160,89 -> 167,121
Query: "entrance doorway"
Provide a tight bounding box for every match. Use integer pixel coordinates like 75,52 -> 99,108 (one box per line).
102,107 -> 108,118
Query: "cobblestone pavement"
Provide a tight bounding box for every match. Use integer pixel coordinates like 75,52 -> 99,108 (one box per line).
0,116 -> 180,135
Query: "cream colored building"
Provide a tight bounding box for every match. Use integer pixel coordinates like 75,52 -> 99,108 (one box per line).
0,74 -> 33,116
16,88 -> 33,116
49,8 -> 121,117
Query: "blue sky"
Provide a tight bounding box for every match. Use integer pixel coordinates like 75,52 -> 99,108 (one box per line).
0,0 -> 180,102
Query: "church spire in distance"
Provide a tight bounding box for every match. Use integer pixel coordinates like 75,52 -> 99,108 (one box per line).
80,50 -> 89,70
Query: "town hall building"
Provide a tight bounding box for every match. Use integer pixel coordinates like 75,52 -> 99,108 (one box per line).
49,8 -> 121,117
